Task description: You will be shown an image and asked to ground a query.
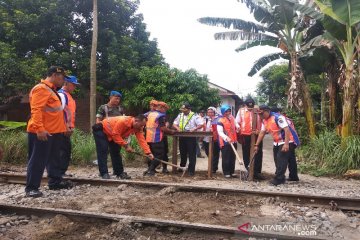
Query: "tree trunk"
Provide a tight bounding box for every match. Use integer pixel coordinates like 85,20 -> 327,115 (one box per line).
341,65 -> 355,139
326,62 -> 340,126
90,0 -> 98,130
288,52 -> 316,138
320,74 -> 326,123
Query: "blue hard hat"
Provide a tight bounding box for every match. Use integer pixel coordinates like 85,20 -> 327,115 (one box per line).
220,104 -> 231,115
110,90 -> 122,97
65,75 -> 80,85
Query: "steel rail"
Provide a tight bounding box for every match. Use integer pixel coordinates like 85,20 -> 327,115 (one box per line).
0,203 -> 326,240
0,173 -> 359,211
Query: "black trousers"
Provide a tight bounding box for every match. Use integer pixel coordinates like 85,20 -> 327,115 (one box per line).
179,137 -> 197,174
273,143 -> 298,181
221,143 -> 236,175
26,133 -> 63,192
59,134 -> 71,175
203,141 -> 220,173
162,136 -> 169,169
93,130 -> 124,176
241,135 -> 263,174
148,141 -> 165,172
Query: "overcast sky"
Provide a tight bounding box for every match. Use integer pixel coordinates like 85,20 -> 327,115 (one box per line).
137,0 -> 286,97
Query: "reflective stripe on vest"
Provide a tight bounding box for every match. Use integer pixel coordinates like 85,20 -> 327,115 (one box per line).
146,111 -> 165,142
30,84 -> 63,113
179,112 -> 194,131
263,115 -> 295,144
218,116 -> 237,148
238,108 -> 261,135
58,89 -> 76,128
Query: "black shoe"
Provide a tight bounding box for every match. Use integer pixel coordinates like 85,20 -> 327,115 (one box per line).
101,173 -> 111,179
146,171 -> 156,177
25,190 -> 43,198
162,169 -> 170,174
188,172 -> 195,177
49,180 -> 73,190
117,172 -> 131,179
287,177 -> 299,181
269,179 -> 285,186
177,168 -> 184,173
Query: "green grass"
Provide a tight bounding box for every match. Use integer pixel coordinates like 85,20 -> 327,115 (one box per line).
298,131 -> 360,176
0,130 -> 28,164
71,129 -> 97,165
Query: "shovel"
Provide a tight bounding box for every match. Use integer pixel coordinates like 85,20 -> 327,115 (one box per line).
229,142 -> 245,181
132,152 -> 187,177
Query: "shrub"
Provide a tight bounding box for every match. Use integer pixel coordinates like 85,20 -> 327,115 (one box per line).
71,129 -> 96,165
298,131 -> 360,175
0,130 -> 27,164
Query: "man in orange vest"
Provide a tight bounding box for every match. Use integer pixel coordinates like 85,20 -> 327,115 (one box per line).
235,98 -> 264,179
58,76 -> 80,177
217,104 -> 238,178
26,66 -> 73,198
145,101 -> 176,176
254,105 -> 300,186
92,114 -> 154,179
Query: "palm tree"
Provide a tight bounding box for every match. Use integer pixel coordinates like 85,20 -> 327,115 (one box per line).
313,0 -> 360,139
199,0 -> 320,137
90,0 -> 98,129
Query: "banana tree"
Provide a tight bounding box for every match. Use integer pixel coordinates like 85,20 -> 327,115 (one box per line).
314,0 -> 360,139
198,0 -> 318,137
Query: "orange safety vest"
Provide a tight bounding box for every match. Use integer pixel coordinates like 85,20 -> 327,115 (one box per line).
263,115 -> 295,144
145,111 -> 165,143
58,89 -> 76,129
27,79 -> 66,134
218,115 -> 237,148
237,107 -> 262,135
102,116 -> 151,154
210,117 -> 219,141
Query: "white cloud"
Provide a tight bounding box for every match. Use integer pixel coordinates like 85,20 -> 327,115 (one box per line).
138,0 -> 286,96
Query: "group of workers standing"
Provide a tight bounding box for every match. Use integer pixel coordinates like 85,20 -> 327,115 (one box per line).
25,65 -> 299,198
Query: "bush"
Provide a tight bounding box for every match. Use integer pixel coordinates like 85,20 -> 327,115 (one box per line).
71,129 -> 96,165
0,130 -> 28,164
298,131 -> 360,175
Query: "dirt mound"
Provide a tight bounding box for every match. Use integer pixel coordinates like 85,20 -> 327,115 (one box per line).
110,220 -> 147,239
156,186 -> 177,196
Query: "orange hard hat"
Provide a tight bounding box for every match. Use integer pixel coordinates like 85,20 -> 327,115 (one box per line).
157,101 -> 169,110
149,100 -> 158,106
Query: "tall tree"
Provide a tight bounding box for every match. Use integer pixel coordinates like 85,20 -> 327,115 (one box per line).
90,0 -> 98,128
198,0 -> 320,137
124,66 -> 221,119
314,0 -> 360,139
257,64 -> 288,107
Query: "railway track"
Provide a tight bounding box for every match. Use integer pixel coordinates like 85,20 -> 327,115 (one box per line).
0,203 -> 327,239
1,173 -> 359,211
